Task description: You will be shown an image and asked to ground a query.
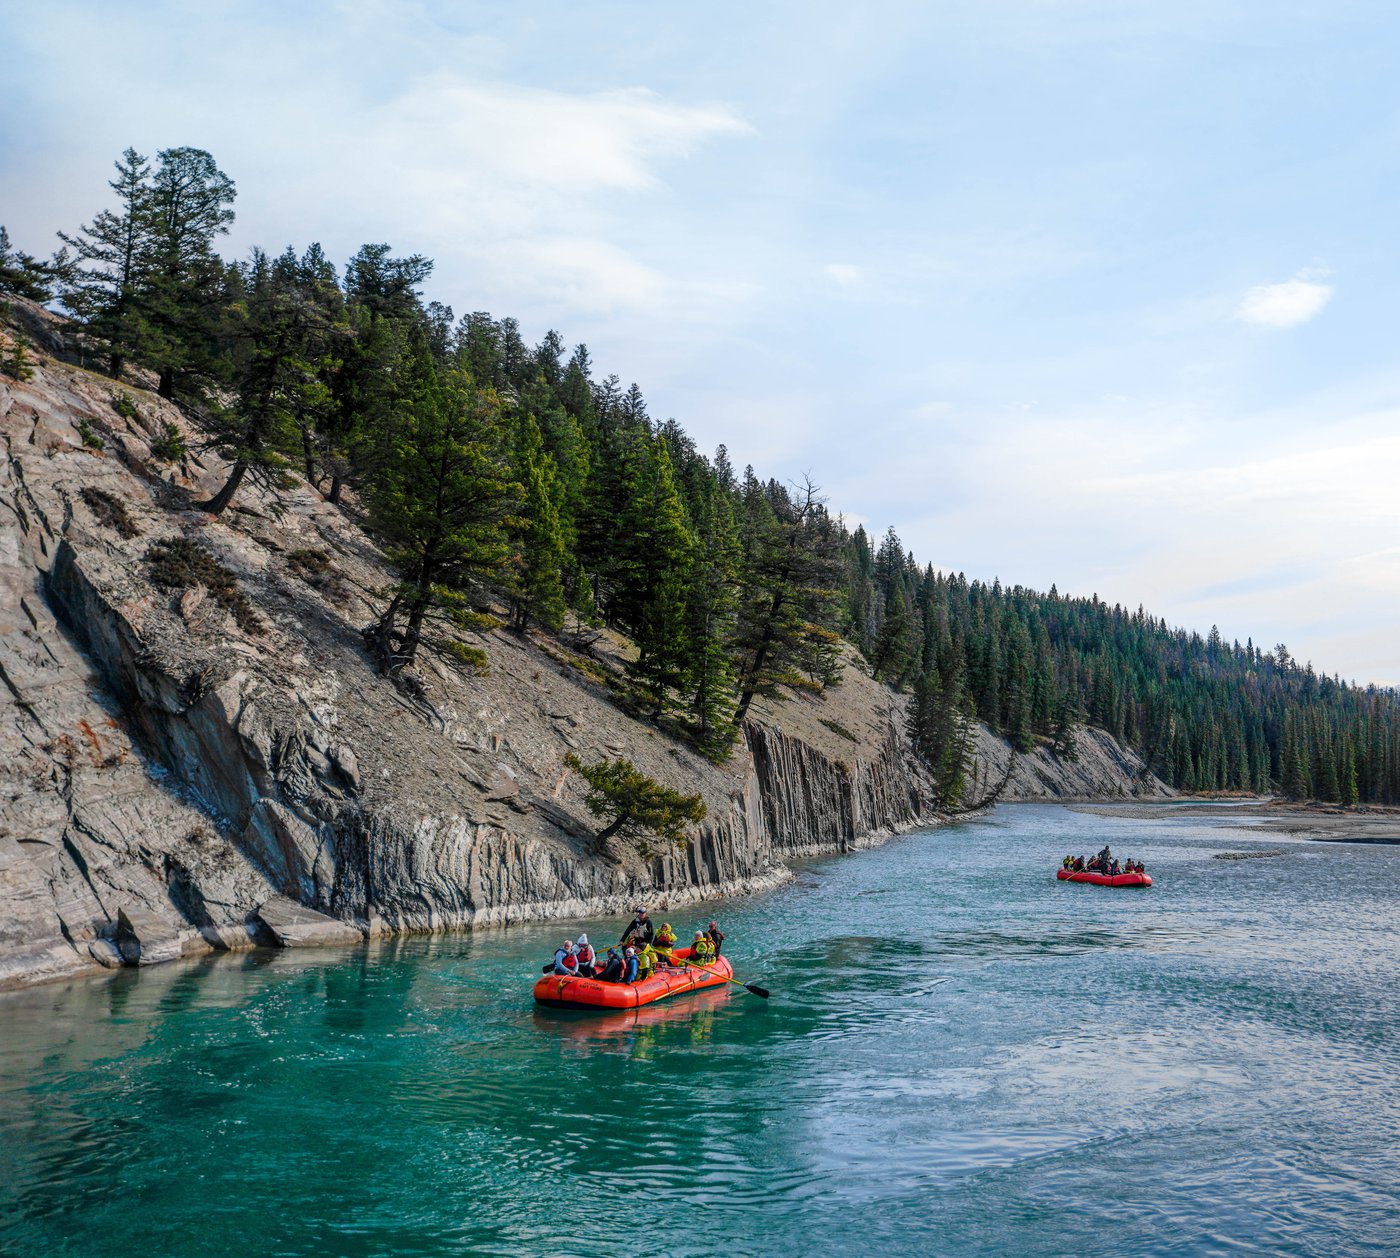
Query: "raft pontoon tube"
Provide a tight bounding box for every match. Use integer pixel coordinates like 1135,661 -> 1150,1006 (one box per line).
1057,868 -> 1152,888
533,946 -> 732,1010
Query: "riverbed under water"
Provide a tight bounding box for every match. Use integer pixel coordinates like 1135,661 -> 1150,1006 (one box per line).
3,803 -> 1398,1257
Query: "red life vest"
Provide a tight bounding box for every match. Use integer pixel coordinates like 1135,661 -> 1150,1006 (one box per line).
577,944 -> 594,966
560,952 -> 578,973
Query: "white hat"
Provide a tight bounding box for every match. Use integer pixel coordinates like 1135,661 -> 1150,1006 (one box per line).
625,947 -> 636,956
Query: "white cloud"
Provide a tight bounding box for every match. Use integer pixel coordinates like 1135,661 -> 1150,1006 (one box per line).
1235,270 -> 1334,328
825,263 -> 862,287
371,80 -> 750,200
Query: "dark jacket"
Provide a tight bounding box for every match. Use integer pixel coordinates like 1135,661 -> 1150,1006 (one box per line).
600,955 -> 624,983
706,926 -> 724,957
621,917 -> 655,947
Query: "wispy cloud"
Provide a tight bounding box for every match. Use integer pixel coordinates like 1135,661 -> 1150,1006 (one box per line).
1234,269 -> 1334,329
825,263 -> 862,288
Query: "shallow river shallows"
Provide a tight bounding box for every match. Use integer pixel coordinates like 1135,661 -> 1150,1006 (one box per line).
3,803 -> 1398,1257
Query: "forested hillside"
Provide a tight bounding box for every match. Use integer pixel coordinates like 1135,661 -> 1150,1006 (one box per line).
5,145 -> 1399,805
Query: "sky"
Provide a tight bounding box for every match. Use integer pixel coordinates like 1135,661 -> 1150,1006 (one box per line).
4,1 -> 1399,683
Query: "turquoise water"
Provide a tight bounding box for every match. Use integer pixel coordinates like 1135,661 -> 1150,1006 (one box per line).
3,804 -> 1399,1257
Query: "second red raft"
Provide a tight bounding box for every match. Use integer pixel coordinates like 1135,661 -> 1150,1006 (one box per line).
1057,868 -> 1153,888
533,946 -> 733,1010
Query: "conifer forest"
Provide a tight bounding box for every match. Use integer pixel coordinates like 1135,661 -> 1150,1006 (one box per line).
6,146 -> 1399,806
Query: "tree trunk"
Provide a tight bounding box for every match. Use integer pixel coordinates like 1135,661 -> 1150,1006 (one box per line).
200,460 -> 247,515
326,475 -> 343,505
591,813 -> 629,854
302,428 -> 316,483
109,352 -> 124,380
158,367 -> 174,400
398,595 -> 428,669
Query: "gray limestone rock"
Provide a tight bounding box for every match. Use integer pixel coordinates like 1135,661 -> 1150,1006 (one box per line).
252,896 -> 363,948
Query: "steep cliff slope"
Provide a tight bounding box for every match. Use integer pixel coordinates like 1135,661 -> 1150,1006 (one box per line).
975,725 -> 1174,803
0,304 -> 1168,989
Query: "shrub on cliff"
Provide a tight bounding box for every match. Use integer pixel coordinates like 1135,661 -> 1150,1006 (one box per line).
564,753 -> 706,858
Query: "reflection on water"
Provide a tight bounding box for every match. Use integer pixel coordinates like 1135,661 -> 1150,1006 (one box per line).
2,803 -> 1399,1257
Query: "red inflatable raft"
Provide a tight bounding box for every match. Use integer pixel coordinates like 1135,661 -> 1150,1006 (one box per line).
1057,868 -> 1152,888
533,946 -> 734,1010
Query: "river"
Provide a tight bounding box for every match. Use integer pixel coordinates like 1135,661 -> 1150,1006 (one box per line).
2,803 -> 1398,1257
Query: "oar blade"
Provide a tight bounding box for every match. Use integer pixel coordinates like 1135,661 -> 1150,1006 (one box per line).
745,983 -> 770,999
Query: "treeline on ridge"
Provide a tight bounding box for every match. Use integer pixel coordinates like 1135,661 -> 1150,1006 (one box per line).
3,146 -> 1399,805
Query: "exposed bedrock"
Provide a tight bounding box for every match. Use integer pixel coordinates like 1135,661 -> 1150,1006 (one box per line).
0,303 -> 1170,990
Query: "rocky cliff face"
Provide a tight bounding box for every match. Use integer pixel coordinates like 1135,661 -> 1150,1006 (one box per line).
0,303 -> 1167,990
975,725 -> 1174,803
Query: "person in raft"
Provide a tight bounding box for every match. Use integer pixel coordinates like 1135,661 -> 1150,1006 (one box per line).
654,922 -> 678,954
622,947 -> 640,983
688,931 -> 716,965
706,921 -> 725,956
620,907 -> 655,949
552,940 -> 579,976
574,934 -> 596,977
636,942 -> 661,981
599,947 -> 624,983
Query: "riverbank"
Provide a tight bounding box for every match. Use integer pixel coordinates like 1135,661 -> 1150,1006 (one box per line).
1070,799 -> 1400,844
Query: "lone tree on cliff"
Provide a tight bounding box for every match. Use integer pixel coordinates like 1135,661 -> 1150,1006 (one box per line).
564,754 -> 706,857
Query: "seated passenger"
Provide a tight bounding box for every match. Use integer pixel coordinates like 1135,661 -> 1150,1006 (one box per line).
635,944 -> 657,981
706,921 -> 725,957
655,923 -> 678,967
1109,859 -> 1121,876
599,947 -> 624,983
622,947 -> 639,984
575,933 -> 596,977
552,940 -> 579,976
690,931 -> 715,964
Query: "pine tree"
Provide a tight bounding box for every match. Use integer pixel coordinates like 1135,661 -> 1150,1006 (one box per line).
564,754 -> 707,857
2,328 -> 35,381
685,479 -> 742,758
510,414 -> 567,633
57,147 -> 153,378
199,249 -> 335,514
732,476 -> 844,726
139,147 -> 238,399
364,341 -> 520,676
0,227 -> 54,301
624,436 -> 693,718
